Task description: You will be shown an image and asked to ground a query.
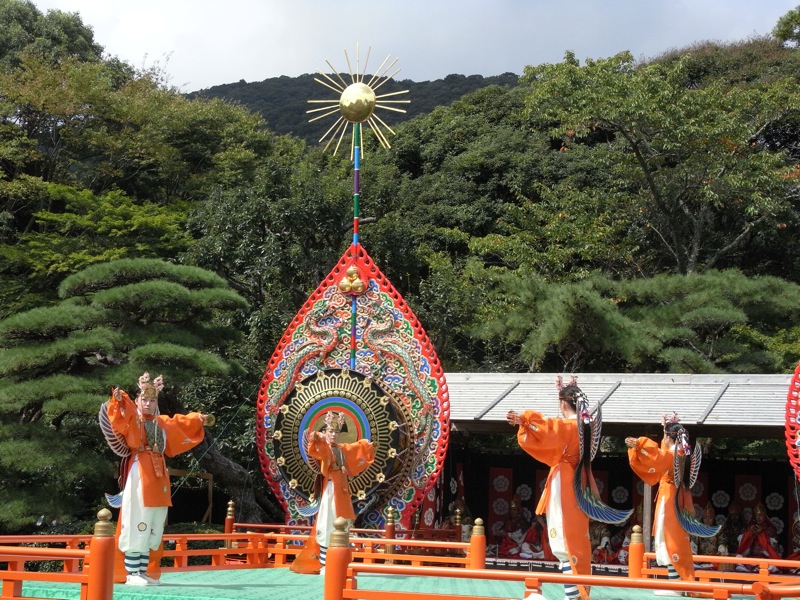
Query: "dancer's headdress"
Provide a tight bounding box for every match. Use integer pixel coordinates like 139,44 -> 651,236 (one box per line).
662,412 -> 691,455
556,375 -> 590,424
137,372 -> 164,402
324,411 -> 345,432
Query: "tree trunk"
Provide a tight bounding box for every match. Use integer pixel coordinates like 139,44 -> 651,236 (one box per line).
192,434 -> 284,523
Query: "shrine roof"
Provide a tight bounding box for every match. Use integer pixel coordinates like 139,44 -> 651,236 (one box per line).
445,372 -> 793,438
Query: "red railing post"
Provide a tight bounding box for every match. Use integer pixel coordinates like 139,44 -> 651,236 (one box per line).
324,518 -> 352,600
468,518 -> 485,570
174,537 -> 188,568
628,524 -> 644,579
86,509 -> 115,600
2,558 -> 23,598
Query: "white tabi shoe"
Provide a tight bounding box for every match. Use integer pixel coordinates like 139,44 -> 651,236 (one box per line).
125,573 -> 150,586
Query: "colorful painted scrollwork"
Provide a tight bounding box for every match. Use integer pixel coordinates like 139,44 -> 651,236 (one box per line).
256,244 -> 450,527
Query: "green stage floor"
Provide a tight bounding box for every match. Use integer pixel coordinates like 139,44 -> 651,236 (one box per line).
20,567 -> 766,600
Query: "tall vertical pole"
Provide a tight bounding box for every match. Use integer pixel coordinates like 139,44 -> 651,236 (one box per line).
350,123 -> 361,370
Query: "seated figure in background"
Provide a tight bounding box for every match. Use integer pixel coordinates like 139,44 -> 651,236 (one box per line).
449,498 -> 473,526
498,497 -> 540,558
720,503 -> 745,555
735,503 -> 781,573
691,504 -> 730,571
590,519 -> 615,564
611,504 -> 643,566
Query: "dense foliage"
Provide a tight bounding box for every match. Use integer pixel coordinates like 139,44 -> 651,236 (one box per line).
3,0 -> 800,530
0,258 -> 251,530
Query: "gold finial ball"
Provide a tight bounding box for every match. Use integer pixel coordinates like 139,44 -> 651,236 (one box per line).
346,265 -> 359,280
339,277 -> 352,293
350,278 -> 365,293
340,82 -> 376,123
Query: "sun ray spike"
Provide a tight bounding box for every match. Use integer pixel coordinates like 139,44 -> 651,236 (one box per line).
344,49 -> 355,83
324,61 -> 349,89
319,115 -> 345,145
371,64 -> 401,91
333,119 -> 349,156
372,112 -> 398,136
367,117 -> 391,149
308,106 -> 342,122
314,75 -> 345,94
322,117 -> 347,150
376,89 -> 410,100
360,45 -> 372,82
366,55 -> 393,87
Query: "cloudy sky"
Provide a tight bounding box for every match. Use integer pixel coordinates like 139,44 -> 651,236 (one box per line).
30,0 -> 799,92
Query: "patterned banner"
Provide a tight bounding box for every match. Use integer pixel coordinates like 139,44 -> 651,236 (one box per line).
488,467 -> 514,539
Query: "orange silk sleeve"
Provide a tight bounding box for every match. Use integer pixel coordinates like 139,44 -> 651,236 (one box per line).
516,410 -> 577,467
106,390 -> 143,449
341,440 -> 375,477
627,436 -> 671,486
159,412 -> 206,457
307,432 -> 330,463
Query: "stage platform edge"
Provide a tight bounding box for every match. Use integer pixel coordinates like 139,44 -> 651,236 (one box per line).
21,566 -> 758,600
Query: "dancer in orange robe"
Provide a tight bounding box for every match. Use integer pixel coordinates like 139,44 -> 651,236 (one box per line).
101,372 -> 208,586
290,411 -> 374,573
627,414 -> 697,594
507,379 -> 592,600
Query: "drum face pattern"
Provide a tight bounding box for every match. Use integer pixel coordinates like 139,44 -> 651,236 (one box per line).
273,369 -> 414,514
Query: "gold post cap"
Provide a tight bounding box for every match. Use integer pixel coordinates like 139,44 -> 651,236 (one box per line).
631,524 -> 643,544
94,508 -> 114,537
471,517 -> 484,536
329,517 -> 350,548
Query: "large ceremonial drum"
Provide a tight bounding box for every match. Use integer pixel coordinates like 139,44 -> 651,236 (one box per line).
256,245 -> 450,527
271,368 -> 414,514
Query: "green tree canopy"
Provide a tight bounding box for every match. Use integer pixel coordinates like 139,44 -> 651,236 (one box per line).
0,258 -> 256,531
0,0 -> 103,70
477,269 -> 800,373
0,46 -> 272,316
774,5 -> 800,48
521,50 -> 800,275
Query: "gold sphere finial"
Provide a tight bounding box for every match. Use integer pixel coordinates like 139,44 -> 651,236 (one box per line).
339,277 -> 352,293
340,82 -> 376,123
307,45 -> 410,154
471,517 -> 484,536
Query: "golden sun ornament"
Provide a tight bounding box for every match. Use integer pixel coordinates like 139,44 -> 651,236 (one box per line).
307,44 -> 409,155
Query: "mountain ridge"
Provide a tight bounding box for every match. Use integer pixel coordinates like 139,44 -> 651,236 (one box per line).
187,72 -> 520,143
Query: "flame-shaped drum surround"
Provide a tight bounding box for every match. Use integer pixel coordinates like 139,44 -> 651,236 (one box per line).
256,244 -> 450,527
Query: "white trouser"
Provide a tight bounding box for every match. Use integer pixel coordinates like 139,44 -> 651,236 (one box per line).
118,457 -> 167,554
